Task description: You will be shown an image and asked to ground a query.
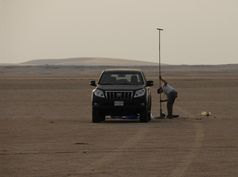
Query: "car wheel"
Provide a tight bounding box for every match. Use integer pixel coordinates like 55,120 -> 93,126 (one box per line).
92,109 -> 105,123
140,109 -> 150,122
147,110 -> 151,121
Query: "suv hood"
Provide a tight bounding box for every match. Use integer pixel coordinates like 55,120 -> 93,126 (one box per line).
97,85 -> 145,91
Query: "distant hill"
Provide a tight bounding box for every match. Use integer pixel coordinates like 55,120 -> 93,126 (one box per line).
22,57 -> 158,66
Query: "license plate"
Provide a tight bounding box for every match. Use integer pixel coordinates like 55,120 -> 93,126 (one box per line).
114,101 -> 124,106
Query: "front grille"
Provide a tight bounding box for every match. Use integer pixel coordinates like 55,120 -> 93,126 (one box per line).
105,91 -> 133,100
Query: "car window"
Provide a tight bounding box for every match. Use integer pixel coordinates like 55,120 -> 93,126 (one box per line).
99,72 -> 144,85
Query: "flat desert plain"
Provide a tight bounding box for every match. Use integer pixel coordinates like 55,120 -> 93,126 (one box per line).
0,65 -> 238,177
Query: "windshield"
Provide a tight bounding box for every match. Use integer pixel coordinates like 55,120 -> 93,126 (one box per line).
99,71 -> 144,85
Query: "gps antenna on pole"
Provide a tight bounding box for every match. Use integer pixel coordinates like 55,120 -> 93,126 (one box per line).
156,28 -> 165,118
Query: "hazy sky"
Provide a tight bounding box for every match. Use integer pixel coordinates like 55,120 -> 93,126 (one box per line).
0,0 -> 238,64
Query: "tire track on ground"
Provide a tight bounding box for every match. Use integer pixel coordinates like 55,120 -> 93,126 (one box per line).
78,124 -> 150,175
168,106 -> 204,177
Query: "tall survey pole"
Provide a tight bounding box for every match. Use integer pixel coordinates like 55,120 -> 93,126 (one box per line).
157,28 -> 164,118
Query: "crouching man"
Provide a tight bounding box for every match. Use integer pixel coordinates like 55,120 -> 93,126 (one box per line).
157,76 -> 179,119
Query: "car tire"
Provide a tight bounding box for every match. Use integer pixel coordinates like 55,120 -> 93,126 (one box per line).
147,110 -> 151,121
92,109 -> 105,123
140,109 -> 150,122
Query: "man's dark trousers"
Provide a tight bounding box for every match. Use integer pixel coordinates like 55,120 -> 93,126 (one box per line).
167,91 -> 177,117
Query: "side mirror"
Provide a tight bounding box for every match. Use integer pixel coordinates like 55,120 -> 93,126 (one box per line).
90,80 -> 97,86
146,80 -> 153,86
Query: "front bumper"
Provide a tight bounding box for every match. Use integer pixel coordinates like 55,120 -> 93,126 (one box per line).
92,96 -> 147,116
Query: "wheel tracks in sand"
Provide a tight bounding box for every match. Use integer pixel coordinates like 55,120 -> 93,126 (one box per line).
168,105 -> 205,177
78,124 -> 150,175
68,106 -> 204,177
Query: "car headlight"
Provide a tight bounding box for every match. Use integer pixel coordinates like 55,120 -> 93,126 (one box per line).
134,89 -> 145,98
94,89 -> 105,98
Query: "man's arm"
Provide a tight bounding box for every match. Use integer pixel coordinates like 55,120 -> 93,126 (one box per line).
160,99 -> 168,102
159,76 -> 168,85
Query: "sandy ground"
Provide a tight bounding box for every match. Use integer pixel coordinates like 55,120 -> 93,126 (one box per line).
0,67 -> 238,177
